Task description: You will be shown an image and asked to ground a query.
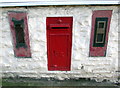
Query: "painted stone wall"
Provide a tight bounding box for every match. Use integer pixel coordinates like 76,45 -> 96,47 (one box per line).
1,6 -> 119,82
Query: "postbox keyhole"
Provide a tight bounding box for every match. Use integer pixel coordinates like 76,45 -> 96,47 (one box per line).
58,19 -> 62,24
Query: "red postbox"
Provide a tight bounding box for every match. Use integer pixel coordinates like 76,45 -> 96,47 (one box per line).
46,17 -> 73,71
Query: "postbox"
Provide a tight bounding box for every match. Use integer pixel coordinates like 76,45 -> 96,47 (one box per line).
46,17 -> 73,71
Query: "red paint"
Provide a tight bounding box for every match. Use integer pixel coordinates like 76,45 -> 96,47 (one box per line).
46,17 -> 73,71
89,10 -> 112,57
8,11 -> 31,57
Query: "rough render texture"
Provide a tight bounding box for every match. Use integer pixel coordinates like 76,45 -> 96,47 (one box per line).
0,6 -> 119,82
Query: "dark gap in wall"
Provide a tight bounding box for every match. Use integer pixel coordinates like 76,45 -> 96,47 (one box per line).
118,5 -> 120,80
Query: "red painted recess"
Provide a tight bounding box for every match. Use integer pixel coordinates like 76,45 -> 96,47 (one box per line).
8,11 -> 31,58
46,17 -> 73,71
89,10 -> 112,57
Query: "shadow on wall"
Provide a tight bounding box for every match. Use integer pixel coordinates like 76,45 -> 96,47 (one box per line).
1,86 -> 120,88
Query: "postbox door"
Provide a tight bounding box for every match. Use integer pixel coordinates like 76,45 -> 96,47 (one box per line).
46,17 -> 73,71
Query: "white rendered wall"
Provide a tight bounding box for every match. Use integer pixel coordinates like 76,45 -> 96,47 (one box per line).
1,6 -> 119,82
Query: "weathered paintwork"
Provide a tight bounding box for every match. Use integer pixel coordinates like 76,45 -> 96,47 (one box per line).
89,10 -> 112,57
8,11 -> 31,57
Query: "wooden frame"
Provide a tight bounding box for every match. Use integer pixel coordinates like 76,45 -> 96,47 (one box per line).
89,10 -> 112,57
8,11 -> 31,58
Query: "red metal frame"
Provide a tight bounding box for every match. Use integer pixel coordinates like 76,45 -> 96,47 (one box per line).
89,10 -> 112,57
8,11 -> 31,58
46,17 -> 73,71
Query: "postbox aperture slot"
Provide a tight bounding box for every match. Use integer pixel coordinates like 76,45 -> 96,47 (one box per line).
51,27 -> 69,29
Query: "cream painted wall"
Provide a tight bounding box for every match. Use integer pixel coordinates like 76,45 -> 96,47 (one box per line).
0,6 -> 119,82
